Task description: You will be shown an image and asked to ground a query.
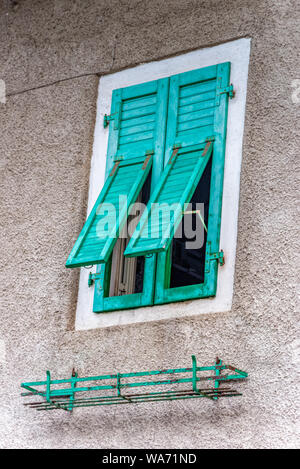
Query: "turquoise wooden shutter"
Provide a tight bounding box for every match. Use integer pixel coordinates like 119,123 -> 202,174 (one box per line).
105,78 -> 169,181
124,139 -> 213,257
66,155 -> 152,268
154,62 -> 231,303
66,77 -> 169,272
91,78 -> 169,312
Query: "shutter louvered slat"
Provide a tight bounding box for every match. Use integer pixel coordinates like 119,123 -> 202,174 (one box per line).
179,80 -> 216,98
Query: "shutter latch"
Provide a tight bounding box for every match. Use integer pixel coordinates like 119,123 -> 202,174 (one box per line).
205,243 -> 225,273
216,84 -> 235,105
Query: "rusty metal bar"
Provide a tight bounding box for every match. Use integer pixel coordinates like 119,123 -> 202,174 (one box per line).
21,356 -> 248,412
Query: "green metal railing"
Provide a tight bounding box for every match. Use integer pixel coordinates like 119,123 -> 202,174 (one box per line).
21,356 -> 248,412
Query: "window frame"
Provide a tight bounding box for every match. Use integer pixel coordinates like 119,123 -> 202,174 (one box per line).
73,38 -> 251,330
92,63 -> 229,311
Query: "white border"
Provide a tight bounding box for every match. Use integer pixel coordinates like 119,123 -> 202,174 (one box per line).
75,38 -> 251,330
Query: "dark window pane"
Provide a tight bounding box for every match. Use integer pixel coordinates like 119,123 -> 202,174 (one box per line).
134,171 -> 152,293
134,256 -> 145,293
170,156 -> 212,288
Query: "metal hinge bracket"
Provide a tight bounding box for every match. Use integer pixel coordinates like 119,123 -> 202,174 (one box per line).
88,272 -> 102,287
114,155 -> 124,162
141,150 -> 154,170
168,144 -> 181,165
109,161 -> 120,177
103,102 -> 121,129
205,243 -> 225,273
103,113 -> 113,128
216,84 -> 235,105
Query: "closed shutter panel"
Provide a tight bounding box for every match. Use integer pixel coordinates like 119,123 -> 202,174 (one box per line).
125,63 -> 230,258
165,65 -> 217,152
106,79 -> 169,167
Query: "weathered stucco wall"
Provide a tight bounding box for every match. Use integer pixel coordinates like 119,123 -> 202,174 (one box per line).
0,0 -> 299,449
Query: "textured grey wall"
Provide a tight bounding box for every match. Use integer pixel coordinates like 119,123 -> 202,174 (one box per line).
0,0 -> 299,449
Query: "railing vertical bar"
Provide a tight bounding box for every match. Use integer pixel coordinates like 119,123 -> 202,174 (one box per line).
214,357 -> 221,400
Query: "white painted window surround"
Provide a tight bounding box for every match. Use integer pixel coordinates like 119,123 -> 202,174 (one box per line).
75,38 -> 251,330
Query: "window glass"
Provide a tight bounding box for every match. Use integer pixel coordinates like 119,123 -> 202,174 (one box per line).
170,156 -> 212,288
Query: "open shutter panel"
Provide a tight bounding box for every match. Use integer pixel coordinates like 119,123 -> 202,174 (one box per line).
124,140 -> 213,257
66,77 -> 169,269
66,156 -> 152,268
124,63 -> 226,258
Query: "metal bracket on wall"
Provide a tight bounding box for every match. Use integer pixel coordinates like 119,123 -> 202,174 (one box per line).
88,272 -> 102,287
103,113 -> 113,128
216,84 -> 235,105
205,242 -> 225,273
103,102 -> 122,129
20,356 -> 248,412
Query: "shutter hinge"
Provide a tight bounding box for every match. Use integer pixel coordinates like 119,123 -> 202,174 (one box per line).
103,102 -> 121,129
205,243 -> 225,273
216,84 -> 235,105
109,161 -> 120,176
103,114 -> 113,128
141,149 -> 154,169
114,155 -> 124,162
142,155 -> 151,170
88,272 -> 102,287
168,144 -> 181,164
